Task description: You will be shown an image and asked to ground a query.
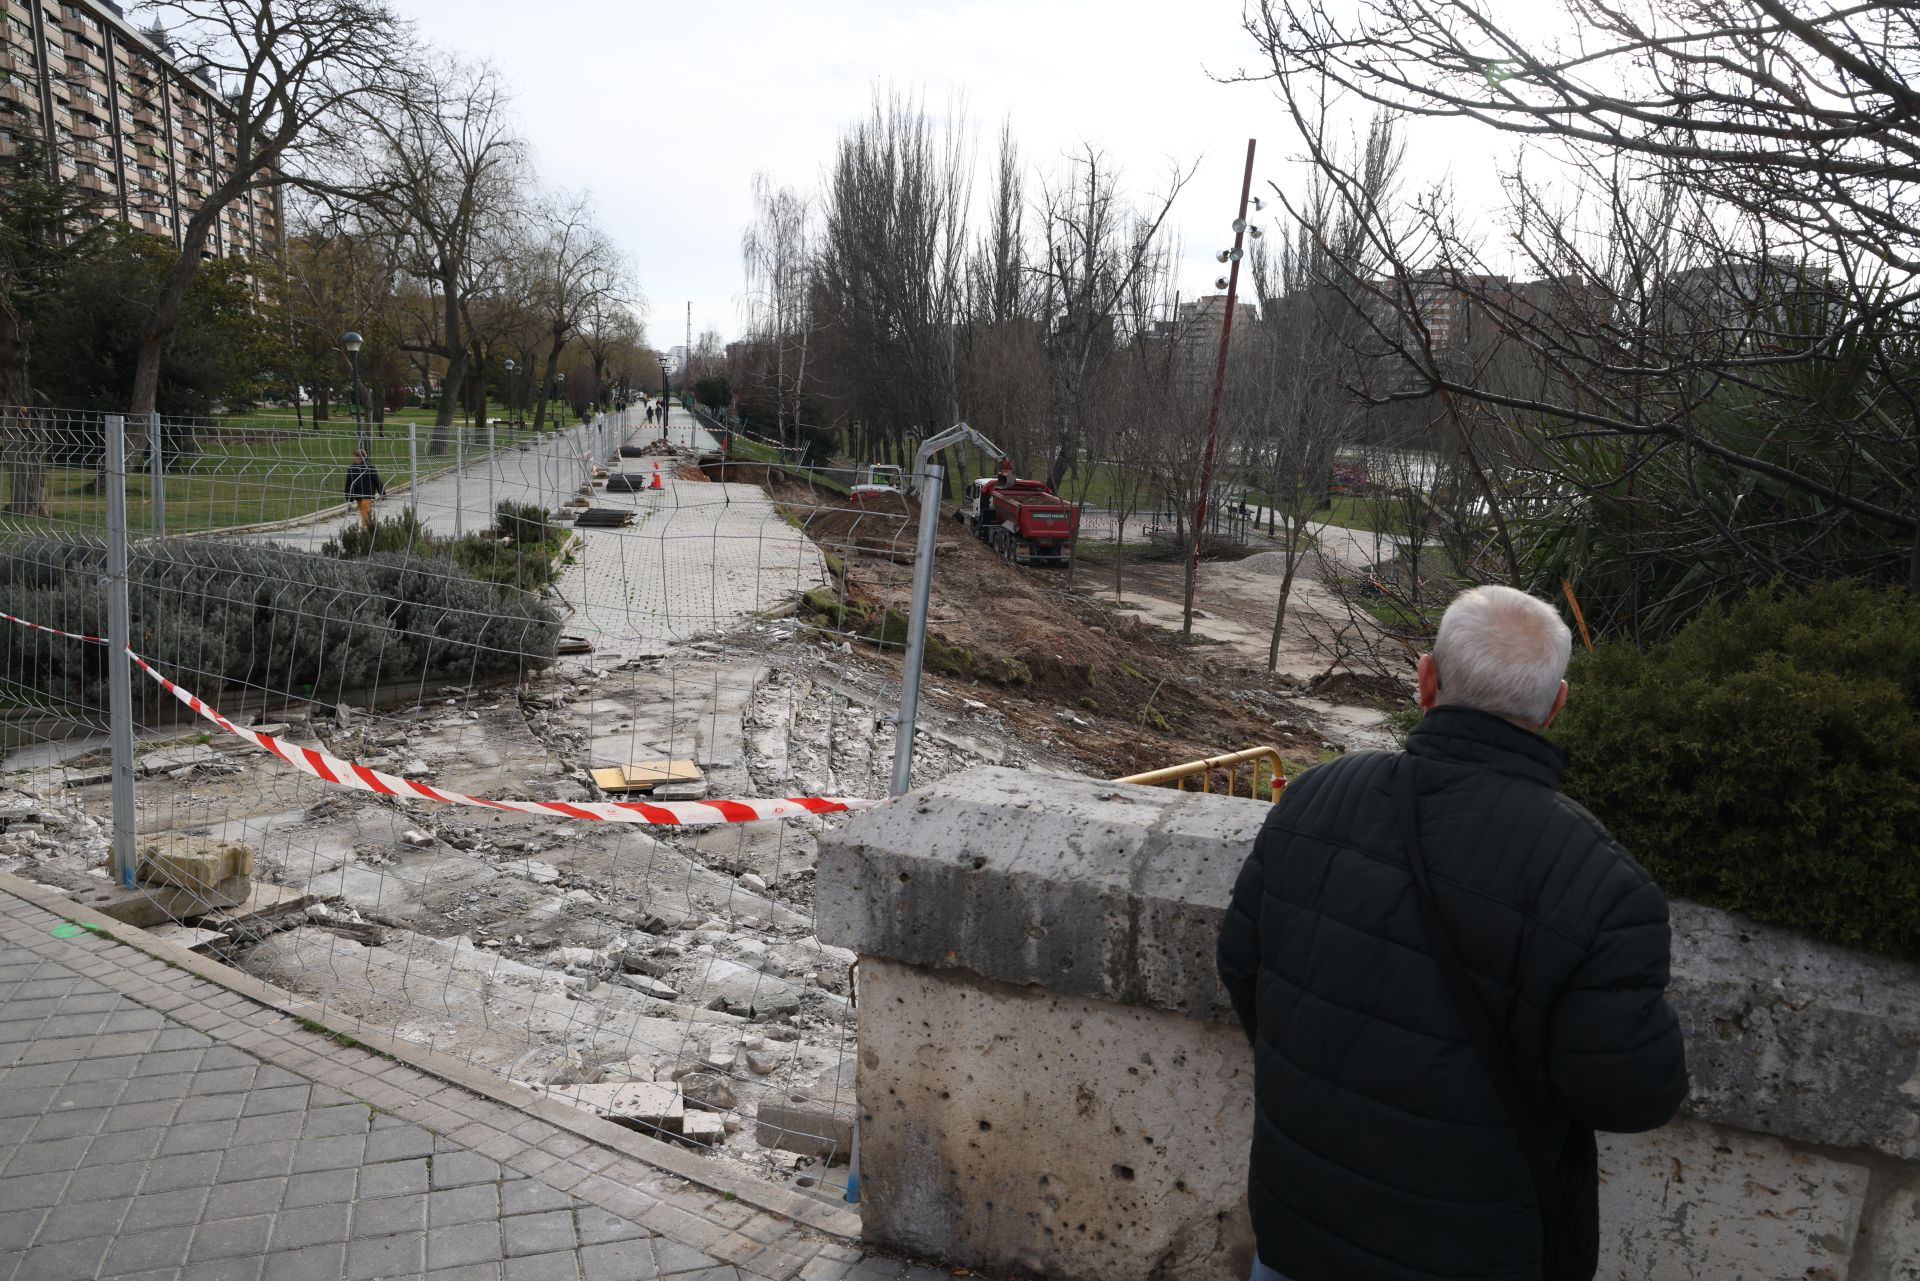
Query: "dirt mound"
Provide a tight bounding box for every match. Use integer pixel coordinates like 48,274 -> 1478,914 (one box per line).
1307,670 -> 1406,705
777,489 -> 1318,782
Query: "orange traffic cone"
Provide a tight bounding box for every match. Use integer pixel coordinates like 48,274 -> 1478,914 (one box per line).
649,462 -> 663,490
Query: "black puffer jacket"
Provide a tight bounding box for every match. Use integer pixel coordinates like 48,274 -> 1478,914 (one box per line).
1218,706 -> 1688,1281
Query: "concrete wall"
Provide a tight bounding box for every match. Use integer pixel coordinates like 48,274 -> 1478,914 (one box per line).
820,766 -> 1920,1281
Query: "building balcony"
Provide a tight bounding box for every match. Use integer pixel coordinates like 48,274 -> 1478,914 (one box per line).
77,171 -> 114,194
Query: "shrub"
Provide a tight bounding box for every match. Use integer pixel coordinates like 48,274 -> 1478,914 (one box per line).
321,503 -> 567,593
0,535 -> 560,712
1550,582 -> 1920,959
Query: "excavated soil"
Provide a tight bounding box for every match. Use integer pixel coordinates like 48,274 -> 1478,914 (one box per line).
769,483 -> 1327,786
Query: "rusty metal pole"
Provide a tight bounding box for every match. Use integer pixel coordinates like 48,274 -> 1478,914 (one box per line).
1183,138 -> 1257,641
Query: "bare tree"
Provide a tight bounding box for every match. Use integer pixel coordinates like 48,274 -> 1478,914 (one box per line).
1032,147 -> 1193,492
741,174 -> 816,446
350,57 -> 525,454
814,90 -> 972,467
525,195 -> 630,432
126,0 -> 406,436
1243,0 -> 1920,629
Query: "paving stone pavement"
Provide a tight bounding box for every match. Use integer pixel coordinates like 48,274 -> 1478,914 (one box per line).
0,884 -> 947,1281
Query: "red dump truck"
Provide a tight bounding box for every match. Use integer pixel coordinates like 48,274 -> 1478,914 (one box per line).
956,471 -> 1079,566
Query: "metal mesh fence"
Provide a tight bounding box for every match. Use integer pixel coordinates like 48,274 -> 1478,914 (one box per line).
0,400 -> 962,1203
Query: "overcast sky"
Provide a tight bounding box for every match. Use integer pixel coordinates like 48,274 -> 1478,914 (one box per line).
386,0 -> 1510,351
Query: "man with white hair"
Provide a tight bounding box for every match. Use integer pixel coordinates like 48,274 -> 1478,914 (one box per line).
1219,585 -> 1688,1281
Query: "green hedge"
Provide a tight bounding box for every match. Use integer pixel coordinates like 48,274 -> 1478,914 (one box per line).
1552,583 -> 1920,959
0,534 -> 560,712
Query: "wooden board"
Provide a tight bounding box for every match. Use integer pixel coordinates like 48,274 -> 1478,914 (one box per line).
591,759 -> 703,794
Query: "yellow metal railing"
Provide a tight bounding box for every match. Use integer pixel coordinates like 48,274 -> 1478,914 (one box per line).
1115,745 -> 1288,803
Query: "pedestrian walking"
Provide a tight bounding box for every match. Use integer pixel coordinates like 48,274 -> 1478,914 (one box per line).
1218,585 -> 1688,1281
344,447 -> 386,531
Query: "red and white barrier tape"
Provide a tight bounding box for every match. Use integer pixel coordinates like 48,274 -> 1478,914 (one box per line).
3,611 -> 880,826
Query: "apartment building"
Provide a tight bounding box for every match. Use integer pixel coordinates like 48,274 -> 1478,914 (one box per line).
0,0 -> 281,260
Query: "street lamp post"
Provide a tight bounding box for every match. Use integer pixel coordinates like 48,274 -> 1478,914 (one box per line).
342,331 -> 366,453
1183,138 -> 1259,642
556,371 -> 566,425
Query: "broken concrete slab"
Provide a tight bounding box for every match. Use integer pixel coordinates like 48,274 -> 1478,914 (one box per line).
545,1081 -> 685,1135
681,1110 -> 726,1147
757,1100 -> 852,1163
136,744 -> 218,776
72,873 -> 253,927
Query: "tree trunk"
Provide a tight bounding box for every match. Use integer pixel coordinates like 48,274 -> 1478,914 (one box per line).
1267,523 -> 1304,671
431,276 -> 464,454
468,341 -> 488,433
0,299 -> 47,517
534,340 -> 562,432
129,199 -> 225,444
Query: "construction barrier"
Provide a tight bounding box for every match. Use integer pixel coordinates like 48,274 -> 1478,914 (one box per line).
3,611 -> 881,827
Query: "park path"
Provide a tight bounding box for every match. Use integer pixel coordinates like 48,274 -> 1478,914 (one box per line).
1077,503 -> 1399,572
241,406 -> 827,659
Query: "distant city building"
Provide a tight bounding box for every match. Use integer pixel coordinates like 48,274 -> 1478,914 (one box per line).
661,345 -> 687,377
0,0 -> 282,260
1174,294 -> 1258,390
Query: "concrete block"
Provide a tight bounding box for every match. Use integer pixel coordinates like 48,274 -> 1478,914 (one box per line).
818,766 -> 1264,1023
854,957 -> 1253,1281
757,1100 -> 852,1163
1596,1119 -> 1870,1280
825,768 -> 1920,1158
1856,1167 -> 1920,1281
1666,902 -> 1920,1162
137,835 -> 254,891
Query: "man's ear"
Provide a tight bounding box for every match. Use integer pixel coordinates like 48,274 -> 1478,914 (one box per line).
1540,680 -> 1568,729
1417,654 -> 1440,710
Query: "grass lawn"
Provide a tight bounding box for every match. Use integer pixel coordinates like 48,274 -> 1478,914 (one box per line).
725,434 -> 854,497
9,423 -> 495,537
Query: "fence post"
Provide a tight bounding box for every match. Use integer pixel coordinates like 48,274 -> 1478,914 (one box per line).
890,461 -> 945,797
147,411 -> 164,536
487,424 -> 495,530
408,423 -> 419,519
103,413 -> 137,887
454,421 -> 464,539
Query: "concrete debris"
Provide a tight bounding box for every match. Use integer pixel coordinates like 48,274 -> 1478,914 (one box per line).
739,873 -> 768,895
399,829 -> 434,847
623,974 -> 679,1002
545,1081 -> 684,1134
757,1099 -> 853,1163
136,744 -> 218,776
681,1110 -> 725,1147
746,1050 -> 781,1076
676,1071 -> 738,1111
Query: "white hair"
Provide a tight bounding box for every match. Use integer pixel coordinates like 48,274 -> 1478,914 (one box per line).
1431,586 -> 1572,725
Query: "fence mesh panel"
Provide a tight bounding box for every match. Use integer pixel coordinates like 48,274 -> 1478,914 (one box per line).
0,400 -> 966,1202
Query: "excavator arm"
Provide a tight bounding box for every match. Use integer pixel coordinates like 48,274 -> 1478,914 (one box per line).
907,421 -> 1007,495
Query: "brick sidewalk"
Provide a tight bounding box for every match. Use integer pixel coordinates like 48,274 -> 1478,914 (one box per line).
0,882 -> 935,1281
